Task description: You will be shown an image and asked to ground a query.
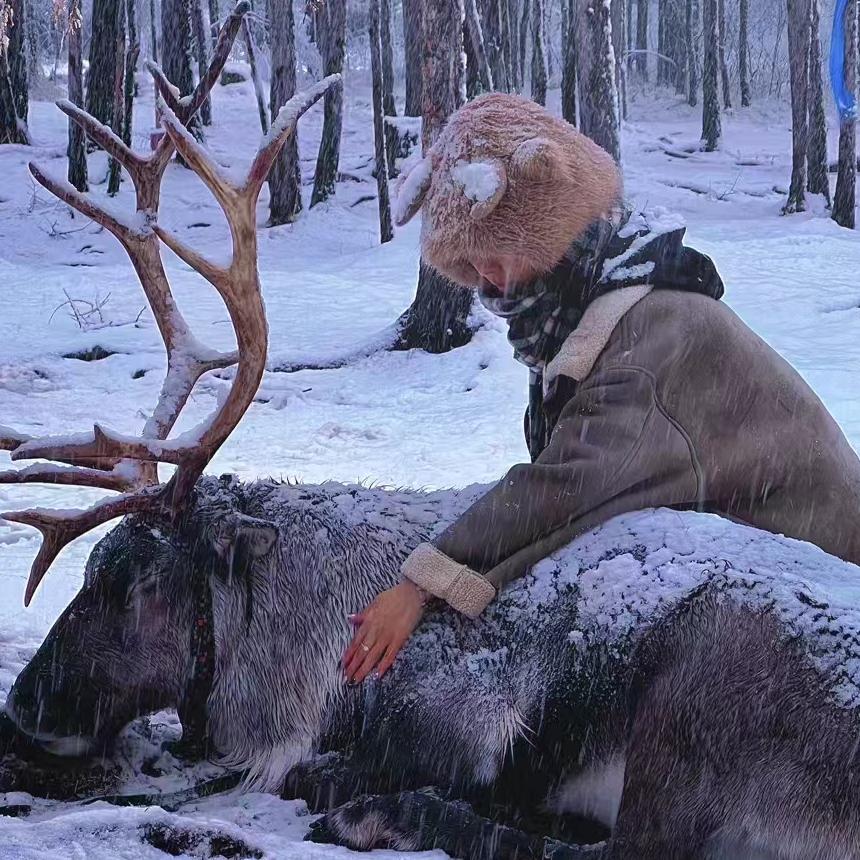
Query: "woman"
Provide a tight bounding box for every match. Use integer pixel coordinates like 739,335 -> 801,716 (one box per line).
344,93 -> 860,683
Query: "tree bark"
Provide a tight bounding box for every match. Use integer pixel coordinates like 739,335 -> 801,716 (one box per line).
635,0 -> 647,78
191,0 -> 212,125
67,0 -> 87,189
739,0 -> 750,105
311,0 -> 346,206
370,0 -> 393,244
395,0 -> 473,354
579,0 -> 620,162
403,0 -> 422,114
507,0 -> 521,89
530,0 -> 546,104
701,0 -> 721,150
0,0 -> 28,144
686,0 -> 698,105
161,0 -> 197,142
243,19 -> 268,134
269,0 -> 302,224
612,0 -> 627,119
561,0 -> 576,124
381,0 -> 396,116
122,0 -> 138,147
806,0 -> 829,203
107,0 -> 125,196
784,0 -> 811,213
658,0 -> 668,84
519,0 -> 530,93
480,0 -> 508,92
87,0 -> 123,126
717,0 -> 731,108
149,0 -> 158,63
833,0 -> 857,228
464,0 -> 493,93
208,0 -> 219,50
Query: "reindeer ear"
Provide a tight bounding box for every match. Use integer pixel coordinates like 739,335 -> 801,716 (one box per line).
393,155 -> 433,226
209,512 -> 278,563
463,159 -> 508,222
511,137 -> 561,182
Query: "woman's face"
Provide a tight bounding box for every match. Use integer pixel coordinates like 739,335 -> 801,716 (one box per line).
473,255 -> 539,295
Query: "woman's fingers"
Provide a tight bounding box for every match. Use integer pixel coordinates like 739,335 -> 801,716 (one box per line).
342,617 -> 374,669
376,643 -> 400,678
350,639 -> 389,684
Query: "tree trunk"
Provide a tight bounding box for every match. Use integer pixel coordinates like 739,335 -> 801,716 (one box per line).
107,0 -> 125,196
87,0 -> 123,126
806,0 -> 829,203
191,0 -> 212,125
122,0 -> 138,147
311,0 -> 346,206
480,0 -> 507,92
381,0 -> 396,116
739,0 -> 750,105
579,0 -> 620,162
395,0 -> 473,354
612,0 -> 627,119
269,0 -> 302,224
784,0 -> 811,213
370,0 -> 393,244
635,0 -> 647,78
519,0 -> 531,91
833,0 -> 857,228
701,0 -> 721,150
717,0 -> 731,108
508,0 -> 521,89
500,0 -> 512,91
149,0 -> 158,63
464,0 -> 493,93
243,19 -> 268,134
208,0 -> 219,50
626,0 -> 634,70
403,0 -> 422,114
0,0 -> 28,144
561,0 -> 576,124
530,0 -> 546,104
658,0 -> 668,84
161,0 -> 197,142
67,0 -> 87,189
670,0 -> 687,93
686,0 -> 698,105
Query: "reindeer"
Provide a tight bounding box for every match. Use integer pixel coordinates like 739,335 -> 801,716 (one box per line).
3,8 -> 860,858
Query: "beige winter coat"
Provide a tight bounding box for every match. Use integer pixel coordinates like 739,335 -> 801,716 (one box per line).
402,287 -> 860,617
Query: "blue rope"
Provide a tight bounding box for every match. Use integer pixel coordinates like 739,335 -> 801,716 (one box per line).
830,0 -> 857,123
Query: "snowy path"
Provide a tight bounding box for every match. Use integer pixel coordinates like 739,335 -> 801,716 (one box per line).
0,73 -> 859,857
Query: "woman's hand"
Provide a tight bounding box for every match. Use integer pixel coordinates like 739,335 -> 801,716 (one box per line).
343,581 -> 427,683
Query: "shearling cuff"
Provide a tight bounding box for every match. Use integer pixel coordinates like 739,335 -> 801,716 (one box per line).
401,543 -> 496,619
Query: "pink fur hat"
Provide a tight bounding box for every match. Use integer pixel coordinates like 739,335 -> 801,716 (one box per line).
394,93 -> 623,287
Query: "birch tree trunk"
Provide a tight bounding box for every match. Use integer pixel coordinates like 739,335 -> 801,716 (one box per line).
806,0 -> 829,203
311,0 -> 346,206
269,0 -> 302,224
395,0 -> 473,354
530,0 -> 546,104
370,0 -> 393,244
701,0 -> 721,150
0,0 -> 28,144
739,0 -> 750,105
67,0 -> 87,189
784,0 -> 811,213
833,0 -> 857,228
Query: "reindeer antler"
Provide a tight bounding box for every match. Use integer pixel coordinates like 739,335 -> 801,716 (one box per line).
0,3 -> 341,605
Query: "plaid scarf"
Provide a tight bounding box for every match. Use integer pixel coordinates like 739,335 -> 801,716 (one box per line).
478,205 -> 725,459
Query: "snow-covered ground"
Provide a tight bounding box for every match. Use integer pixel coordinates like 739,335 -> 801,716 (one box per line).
1,67 -> 859,857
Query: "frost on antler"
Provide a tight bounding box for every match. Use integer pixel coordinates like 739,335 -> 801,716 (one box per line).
0,6 -> 341,605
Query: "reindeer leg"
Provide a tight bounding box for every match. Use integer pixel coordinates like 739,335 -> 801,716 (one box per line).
306,789 -> 606,859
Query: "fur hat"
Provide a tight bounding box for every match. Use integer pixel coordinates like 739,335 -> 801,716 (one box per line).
394,93 -> 622,287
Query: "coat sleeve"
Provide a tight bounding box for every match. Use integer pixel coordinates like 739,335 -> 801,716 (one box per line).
401,366 -> 702,617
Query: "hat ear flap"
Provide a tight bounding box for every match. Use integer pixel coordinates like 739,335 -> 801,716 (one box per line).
511,137 -> 561,182
469,160 -> 508,222
393,156 -> 433,226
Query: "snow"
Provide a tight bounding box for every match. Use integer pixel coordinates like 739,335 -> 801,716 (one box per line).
0,71 -> 860,856
450,159 -> 503,202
